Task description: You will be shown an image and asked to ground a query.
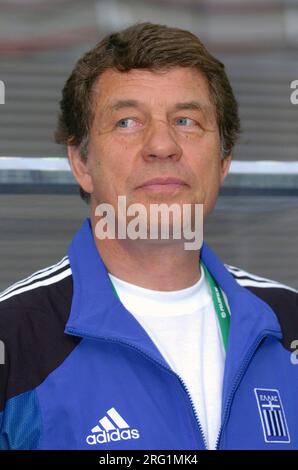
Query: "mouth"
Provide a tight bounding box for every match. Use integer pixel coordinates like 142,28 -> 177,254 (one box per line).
136,177 -> 188,193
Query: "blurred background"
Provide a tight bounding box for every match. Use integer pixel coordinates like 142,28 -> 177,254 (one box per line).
0,0 -> 297,289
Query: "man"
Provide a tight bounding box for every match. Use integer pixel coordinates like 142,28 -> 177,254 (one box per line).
0,22 -> 297,450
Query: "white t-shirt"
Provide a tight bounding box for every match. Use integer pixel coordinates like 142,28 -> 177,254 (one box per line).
108,266 -> 228,449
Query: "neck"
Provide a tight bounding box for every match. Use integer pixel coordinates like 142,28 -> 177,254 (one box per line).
90,221 -> 201,291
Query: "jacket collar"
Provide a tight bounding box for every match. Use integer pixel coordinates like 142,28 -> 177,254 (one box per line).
201,242 -> 282,410
65,218 -> 171,366
65,218 -> 282,388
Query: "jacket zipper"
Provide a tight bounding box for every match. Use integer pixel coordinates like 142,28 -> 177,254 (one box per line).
215,330 -> 281,450
174,373 -> 209,449
66,328 -> 208,449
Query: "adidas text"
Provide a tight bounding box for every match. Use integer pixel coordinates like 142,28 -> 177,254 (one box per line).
86,428 -> 140,445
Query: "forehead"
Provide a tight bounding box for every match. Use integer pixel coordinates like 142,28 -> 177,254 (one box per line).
93,66 -> 214,111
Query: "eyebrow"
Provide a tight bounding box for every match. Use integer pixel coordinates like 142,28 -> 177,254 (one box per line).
109,99 -> 208,113
110,99 -> 140,110
172,101 -> 206,112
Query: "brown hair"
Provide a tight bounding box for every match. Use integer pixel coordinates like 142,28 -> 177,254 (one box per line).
55,22 -> 240,203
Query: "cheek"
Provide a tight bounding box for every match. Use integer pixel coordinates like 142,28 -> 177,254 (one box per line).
189,140 -> 222,210
88,137 -> 114,179
89,145 -> 132,201
100,137 -> 139,182
191,144 -> 221,186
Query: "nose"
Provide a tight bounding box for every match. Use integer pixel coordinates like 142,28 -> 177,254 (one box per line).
141,119 -> 183,162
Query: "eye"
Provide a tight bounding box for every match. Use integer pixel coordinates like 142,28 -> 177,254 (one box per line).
116,118 -> 138,129
175,117 -> 197,127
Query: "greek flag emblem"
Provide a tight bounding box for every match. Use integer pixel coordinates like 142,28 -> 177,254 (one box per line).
254,388 -> 290,443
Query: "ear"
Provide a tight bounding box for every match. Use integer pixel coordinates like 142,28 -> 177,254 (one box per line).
67,145 -> 93,194
220,154 -> 232,185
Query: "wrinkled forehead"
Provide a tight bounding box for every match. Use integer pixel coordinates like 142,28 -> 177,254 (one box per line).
92,66 -> 217,122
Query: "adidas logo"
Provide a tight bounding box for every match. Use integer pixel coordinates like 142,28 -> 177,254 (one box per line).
86,407 -> 140,445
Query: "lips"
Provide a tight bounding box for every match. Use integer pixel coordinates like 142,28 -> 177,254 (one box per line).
137,177 -> 187,188
135,177 -> 188,194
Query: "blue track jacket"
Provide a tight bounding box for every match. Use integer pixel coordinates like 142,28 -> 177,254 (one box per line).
0,218 -> 297,450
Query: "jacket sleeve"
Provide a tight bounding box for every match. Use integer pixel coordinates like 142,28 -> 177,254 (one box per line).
0,329 -> 10,449
0,306 -> 42,450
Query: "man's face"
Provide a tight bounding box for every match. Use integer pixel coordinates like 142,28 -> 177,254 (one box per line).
71,66 -> 231,224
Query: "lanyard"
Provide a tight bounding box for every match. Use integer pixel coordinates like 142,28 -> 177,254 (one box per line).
200,261 -> 230,351
110,261 -> 231,352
